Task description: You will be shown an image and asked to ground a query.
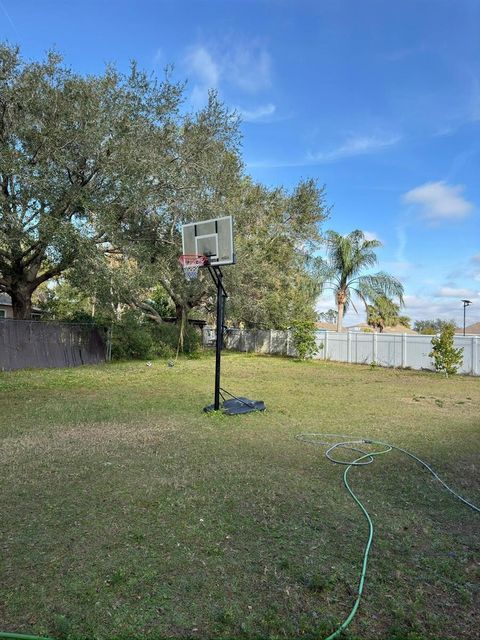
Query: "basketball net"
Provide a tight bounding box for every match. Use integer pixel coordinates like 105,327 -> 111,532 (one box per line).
179,254 -> 208,281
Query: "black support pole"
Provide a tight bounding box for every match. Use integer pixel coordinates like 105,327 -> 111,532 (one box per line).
213,267 -> 225,410
203,262 -> 264,416
209,267 -> 227,411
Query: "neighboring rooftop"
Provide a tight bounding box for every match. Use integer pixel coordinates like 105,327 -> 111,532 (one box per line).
347,322 -> 418,334
315,321 -> 339,331
0,293 -> 42,313
457,322 -> 480,335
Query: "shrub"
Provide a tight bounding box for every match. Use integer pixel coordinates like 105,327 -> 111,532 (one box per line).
111,313 -> 155,360
111,313 -> 203,361
150,322 -> 202,358
429,323 -> 464,377
291,320 -> 318,360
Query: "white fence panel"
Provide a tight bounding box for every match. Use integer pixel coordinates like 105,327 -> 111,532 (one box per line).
377,333 -> 403,368
209,327 -> 480,376
351,333 -> 373,365
455,335 -> 476,375
403,335 -> 430,370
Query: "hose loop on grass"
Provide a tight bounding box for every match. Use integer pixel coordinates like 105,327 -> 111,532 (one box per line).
295,432 -> 480,640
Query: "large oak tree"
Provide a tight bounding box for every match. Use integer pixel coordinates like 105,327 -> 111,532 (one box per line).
0,44 -> 239,318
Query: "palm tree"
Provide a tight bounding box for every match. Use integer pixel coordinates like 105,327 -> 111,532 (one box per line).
367,295 -> 410,332
318,230 -> 404,332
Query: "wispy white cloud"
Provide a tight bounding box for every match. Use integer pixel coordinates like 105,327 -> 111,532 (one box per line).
247,132 -> 400,168
435,287 -> 479,298
183,39 -> 272,106
308,134 -> 401,163
228,43 -> 272,92
152,48 -> 163,67
184,45 -> 220,105
236,103 -> 276,122
363,230 -> 383,243
447,254 -> 480,281
185,45 -> 220,87
402,294 -> 480,323
317,290 -> 479,325
384,44 -> 427,62
403,181 -> 474,223
0,0 -> 19,38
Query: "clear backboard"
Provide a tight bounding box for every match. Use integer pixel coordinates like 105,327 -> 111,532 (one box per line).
181,216 -> 234,267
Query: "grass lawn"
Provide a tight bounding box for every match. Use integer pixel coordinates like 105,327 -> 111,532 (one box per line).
1,353 -> 479,640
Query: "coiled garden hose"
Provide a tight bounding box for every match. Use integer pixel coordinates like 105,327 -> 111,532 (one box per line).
1,435 -> 478,640
295,433 -> 480,640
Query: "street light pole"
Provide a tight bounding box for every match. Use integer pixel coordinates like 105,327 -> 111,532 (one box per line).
461,299 -> 472,336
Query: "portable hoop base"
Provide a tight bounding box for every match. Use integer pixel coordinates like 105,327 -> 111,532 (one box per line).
204,396 -> 266,416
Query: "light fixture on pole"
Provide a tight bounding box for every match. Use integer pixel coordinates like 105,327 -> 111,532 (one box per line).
461,299 -> 472,336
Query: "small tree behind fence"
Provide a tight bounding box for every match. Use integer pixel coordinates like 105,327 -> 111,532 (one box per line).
0,320 -> 108,371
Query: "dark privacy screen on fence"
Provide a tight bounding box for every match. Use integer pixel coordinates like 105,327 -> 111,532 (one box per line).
0,320 -> 107,371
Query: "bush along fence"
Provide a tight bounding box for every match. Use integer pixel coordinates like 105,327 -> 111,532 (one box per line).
0,320 -> 109,371
205,327 -> 480,376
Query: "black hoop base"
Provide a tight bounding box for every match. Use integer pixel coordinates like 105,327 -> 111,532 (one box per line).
203,387 -> 266,415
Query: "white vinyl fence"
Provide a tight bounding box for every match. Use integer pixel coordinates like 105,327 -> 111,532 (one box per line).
205,327 -> 480,376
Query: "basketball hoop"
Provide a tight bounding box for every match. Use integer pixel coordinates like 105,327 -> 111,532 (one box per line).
179,254 -> 208,281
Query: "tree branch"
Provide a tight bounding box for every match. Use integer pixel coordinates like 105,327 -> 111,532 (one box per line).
33,265 -> 65,288
130,299 -> 164,324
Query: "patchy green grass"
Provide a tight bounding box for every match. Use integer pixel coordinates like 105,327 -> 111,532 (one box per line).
0,354 -> 479,640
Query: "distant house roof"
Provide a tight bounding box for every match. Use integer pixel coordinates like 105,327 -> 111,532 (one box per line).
0,293 -> 42,313
460,322 -> 480,335
315,321 -> 339,331
382,324 -> 418,335
347,322 -> 418,334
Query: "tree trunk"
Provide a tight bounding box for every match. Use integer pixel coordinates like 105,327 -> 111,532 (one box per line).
10,285 -> 33,319
336,303 -> 344,332
336,289 -> 347,332
175,303 -> 183,323
173,302 -> 190,356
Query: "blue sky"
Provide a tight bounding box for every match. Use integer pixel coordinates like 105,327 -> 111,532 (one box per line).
2,0 -> 479,327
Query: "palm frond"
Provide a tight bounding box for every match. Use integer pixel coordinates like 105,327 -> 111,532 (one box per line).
357,272 -> 404,304
325,229 -> 381,281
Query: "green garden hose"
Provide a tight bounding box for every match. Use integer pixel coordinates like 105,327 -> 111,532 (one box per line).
1,435 -> 478,640
0,634 -> 52,640
295,433 -> 480,640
